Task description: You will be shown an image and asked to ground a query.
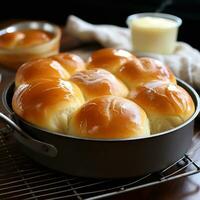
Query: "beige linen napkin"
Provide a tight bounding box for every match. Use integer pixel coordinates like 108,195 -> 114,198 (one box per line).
66,15 -> 200,89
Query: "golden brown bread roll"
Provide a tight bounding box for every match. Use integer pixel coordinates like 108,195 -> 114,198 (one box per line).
69,96 -> 150,139
0,32 -> 25,48
12,48 -> 195,138
115,57 -> 176,89
0,30 -> 51,48
15,58 -> 70,87
70,68 -> 129,100
129,81 -> 195,134
0,25 -> 61,70
50,53 -> 86,75
12,79 -> 85,133
87,48 -> 135,73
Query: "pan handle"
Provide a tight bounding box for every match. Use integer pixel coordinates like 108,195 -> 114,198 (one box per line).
0,112 -> 57,157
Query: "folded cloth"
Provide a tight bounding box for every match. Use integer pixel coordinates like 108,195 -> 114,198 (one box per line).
66,15 -> 200,89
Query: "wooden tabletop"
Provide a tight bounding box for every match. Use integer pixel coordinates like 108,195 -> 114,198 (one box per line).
0,32 -> 200,200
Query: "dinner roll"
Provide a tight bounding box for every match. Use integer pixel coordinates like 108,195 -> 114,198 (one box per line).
0,32 -> 25,48
12,79 -> 85,133
16,30 -> 51,48
116,57 -> 176,89
87,48 -> 135,73
129,81 -> 195,134
0,30 -> 51,48
50,53 -> 86,75
15,58 -> 70,87
70,68 -> 129,100
69,96 -> 150,139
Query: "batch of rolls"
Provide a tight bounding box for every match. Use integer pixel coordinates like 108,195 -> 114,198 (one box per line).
12,48 -> 195,139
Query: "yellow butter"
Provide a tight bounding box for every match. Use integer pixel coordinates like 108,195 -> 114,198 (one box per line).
130,16 -> 180,54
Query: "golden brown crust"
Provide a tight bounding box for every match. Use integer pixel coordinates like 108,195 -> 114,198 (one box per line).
50,53 -> 86,75
87,48 -> 135,73
116,57 -> 176,89
69,96 -> 150,139
129,81 -> 194,115
12,79 -> 85,132
70,68 -> 129,100
0,30 -> 52,48
12,48 -> 195,136
15,58 -> 70,87
129,81 -> 195,133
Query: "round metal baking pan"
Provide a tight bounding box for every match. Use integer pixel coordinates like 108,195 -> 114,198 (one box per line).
0,79 -> 199,178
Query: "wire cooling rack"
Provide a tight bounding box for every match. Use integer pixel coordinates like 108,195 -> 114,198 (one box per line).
0,126 -> 200,200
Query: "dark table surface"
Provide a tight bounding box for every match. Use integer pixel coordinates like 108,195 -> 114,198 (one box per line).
0,32 -> 200,200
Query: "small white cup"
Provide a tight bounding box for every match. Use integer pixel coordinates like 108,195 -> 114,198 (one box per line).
126,13 -> 182,54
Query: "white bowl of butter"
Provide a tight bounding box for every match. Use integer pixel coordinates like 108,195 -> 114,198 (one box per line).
126,13 -> 182,54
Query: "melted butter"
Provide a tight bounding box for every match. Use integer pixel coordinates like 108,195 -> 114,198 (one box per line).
72,69 -> 116,85
113,49 -> 134,59
167,84 -> 179,91
130,17 -> 179,54
70,69 -> 128,99
132,17 -> 177,29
